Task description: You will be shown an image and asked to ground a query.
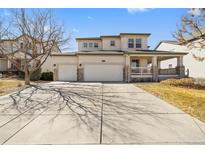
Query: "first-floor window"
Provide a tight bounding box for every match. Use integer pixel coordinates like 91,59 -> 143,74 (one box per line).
128,38 -> 134,48
89,42 -> 93,48
94,43 -> 98,48
136,38 -> 142,48
83,42 -> 87,48
131,59 -> 140,67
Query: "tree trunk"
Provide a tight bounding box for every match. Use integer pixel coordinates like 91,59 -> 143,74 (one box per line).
25,69 -> 30,85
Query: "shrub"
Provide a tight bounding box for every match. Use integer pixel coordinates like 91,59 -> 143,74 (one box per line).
18,71 -> 25,79
160,78 -> 205,89
30,69 -> 42,81
40,72 -> 53,81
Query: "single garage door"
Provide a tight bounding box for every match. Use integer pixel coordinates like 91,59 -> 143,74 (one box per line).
58,64 -> 77,81
84,64 -> 123,81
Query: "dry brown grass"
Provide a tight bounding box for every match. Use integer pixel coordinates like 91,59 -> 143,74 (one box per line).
0,79 -> 24,96
137,82 -> 205,123
160,78 -> 205,89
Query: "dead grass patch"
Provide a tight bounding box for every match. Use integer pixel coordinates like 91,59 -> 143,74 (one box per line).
136,82 -> 205,123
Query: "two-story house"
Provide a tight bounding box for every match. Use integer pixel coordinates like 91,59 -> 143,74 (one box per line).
52,33 -> 187,82
0,34 -> 61,74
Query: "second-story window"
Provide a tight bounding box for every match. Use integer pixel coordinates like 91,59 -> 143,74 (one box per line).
20,42 -> 24,49
128,38 -> 134,48
94,43 -> 98,48
83,42 -> 87,48
89,42 -> 93,48
110,40 -> 115,46
136,38 -> 142,48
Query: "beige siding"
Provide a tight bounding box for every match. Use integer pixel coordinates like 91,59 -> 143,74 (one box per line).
77,40 -> 102,51
156,42 -> 205,78
102,38 -> 121,50
41,56 -> 53,72
120,35 -> 149,51
0,59 -> 8,71
78,55 -> 124,65
52,56 -> 78,65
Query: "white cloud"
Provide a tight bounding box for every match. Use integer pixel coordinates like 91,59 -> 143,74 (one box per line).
127,8 -> 153,14
87,16 -> 93,20
72,28 -> 79,33
188,8 -> 201,16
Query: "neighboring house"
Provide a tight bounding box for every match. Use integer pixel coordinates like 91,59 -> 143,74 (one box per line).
0,35 -> 61,73
51,33 -> 187,82
155,41 -> 205,79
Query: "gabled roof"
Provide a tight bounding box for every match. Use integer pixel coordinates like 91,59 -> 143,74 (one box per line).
76,32 -> 151,41
120,33 -> 151,36
154,40 -> 179,50
76,37 -> 101,41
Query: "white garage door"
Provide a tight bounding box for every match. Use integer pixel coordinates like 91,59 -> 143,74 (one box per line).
58,64 -> 77,81
84,64 -> 123,81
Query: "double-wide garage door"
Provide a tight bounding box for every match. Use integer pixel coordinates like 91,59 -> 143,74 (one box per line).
58,64 -> 123,82
84,64 -> 123,81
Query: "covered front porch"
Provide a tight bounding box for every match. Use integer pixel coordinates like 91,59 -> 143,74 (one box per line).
124,51 -> 187,82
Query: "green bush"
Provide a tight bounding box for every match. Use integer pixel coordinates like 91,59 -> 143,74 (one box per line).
160,78 -> 205,89
40,72 -> 53,81
18,71 -> 25,79
30,69 -> 42,81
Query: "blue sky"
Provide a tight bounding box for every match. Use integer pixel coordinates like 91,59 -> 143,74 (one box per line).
1,8 -> 189,52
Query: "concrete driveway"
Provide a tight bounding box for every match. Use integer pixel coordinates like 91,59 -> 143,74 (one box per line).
0,82 -> 205,144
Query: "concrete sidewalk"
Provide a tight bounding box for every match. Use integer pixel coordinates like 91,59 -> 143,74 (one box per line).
0,82 -> 205,144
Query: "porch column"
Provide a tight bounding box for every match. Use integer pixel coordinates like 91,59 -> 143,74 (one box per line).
176,56 -> 185,77
152,56 -> 158,82
7,60 -> 10,70
125,55 -> 130,82
53,64 -> 58,81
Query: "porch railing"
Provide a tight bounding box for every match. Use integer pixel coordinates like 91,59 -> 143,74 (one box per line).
131,67 -> 152,75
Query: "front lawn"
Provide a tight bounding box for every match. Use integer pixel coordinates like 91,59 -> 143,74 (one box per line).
136,82 -> 205,123
0,79 -> 24,96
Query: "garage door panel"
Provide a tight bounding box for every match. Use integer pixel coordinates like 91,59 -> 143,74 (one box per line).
58,65 -> 77,81
84,64 -> 123,81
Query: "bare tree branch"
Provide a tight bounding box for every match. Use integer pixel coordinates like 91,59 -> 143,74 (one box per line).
0,9 -> 71,85
174,8 -> 205,61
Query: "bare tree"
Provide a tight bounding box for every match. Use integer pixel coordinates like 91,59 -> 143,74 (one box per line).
0,9 -> 70,85
174,8 -> 205,61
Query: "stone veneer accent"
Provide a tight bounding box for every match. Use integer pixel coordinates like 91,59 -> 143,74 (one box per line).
152,66 -> 158,82
176,66 -> 185,78
53,68 -> 58,81
124,65 -> 130,82
77,67 -> 84,81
